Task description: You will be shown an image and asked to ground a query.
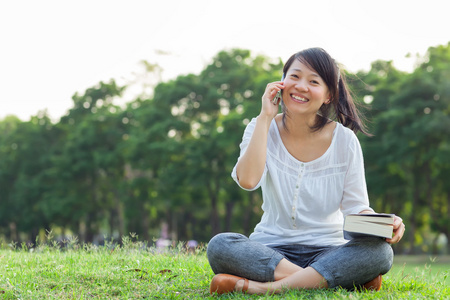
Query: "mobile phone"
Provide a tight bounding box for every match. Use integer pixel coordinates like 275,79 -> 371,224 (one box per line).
272,90 -> 282,105
272,74 -> 285,105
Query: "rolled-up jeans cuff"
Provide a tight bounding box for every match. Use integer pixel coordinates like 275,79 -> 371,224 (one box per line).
310,263 -> 337,288
265,252 -> 285,282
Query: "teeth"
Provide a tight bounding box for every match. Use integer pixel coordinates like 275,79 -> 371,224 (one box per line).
292,95 -> 308,102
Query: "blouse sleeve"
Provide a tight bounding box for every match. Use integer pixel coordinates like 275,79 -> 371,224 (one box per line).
340,132 -> 374,216
231,118 -> 268,191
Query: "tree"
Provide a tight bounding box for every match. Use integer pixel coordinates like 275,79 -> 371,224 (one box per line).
355,43 -> 450,253
44,80 -> 127,242
0,113 -> 59,243
146,49 -> 283,237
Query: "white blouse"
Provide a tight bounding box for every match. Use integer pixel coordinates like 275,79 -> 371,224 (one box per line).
231,118 -> 373,246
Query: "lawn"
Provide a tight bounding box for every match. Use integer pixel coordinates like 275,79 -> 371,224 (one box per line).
0,237 -> 448,299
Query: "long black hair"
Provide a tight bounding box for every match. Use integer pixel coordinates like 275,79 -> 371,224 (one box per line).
281,48 -> 371,136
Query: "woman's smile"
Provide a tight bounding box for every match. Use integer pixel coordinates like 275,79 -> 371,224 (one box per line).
291,94 -> 309,103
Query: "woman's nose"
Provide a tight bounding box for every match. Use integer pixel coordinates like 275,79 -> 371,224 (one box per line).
295,80 -> 308,92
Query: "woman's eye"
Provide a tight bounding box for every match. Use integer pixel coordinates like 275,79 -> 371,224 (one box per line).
311,80 -> 319,84
290,74 -> 299,78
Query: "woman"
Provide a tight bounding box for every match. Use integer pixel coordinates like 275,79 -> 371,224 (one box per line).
206,48 -> 405,294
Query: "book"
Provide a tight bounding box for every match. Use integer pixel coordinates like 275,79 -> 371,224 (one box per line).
343,213 -> 395,240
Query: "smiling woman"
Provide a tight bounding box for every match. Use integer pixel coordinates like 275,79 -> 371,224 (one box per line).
206,47 -> 406,295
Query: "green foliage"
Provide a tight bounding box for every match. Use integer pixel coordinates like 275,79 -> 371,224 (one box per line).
355,42 -> 450,254
0,44 -> 449,254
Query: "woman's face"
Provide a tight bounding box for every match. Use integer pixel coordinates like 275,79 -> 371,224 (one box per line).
282,59 -> 330,116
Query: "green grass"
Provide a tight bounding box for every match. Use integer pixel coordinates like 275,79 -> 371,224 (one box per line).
0,237 -> 448,299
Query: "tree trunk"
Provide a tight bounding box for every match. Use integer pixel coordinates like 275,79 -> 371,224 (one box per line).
446,194 -> 450,255
408,183 -> 420,254
189,212 -> 197,241
171,210 -> 178,243
9,222 -> 18,243
207,182 -> 220,235
113,190 -> 125,239
79,220 -> 86,243
141,208 -> 150,242
30,227 -> 39,247
242,193 -> 253,236
224,201 -> 235,232
85,212 -> 95,243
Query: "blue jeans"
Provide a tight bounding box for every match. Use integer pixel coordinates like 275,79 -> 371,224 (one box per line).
207,232 -> 393,289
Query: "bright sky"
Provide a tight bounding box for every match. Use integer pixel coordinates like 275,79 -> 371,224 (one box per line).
1,0 -> 449,121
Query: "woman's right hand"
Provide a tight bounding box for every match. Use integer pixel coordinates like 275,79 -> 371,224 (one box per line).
236,81 -> 283,189
261,81 -> 284,119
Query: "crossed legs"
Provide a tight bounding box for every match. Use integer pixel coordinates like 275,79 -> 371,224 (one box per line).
207,232 -> 393,294
236,259 -> 327,294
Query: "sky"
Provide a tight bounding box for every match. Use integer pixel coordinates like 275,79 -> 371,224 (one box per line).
1,0 -> 449,121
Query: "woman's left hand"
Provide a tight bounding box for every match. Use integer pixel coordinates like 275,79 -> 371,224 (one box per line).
386,215 -> 405,244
